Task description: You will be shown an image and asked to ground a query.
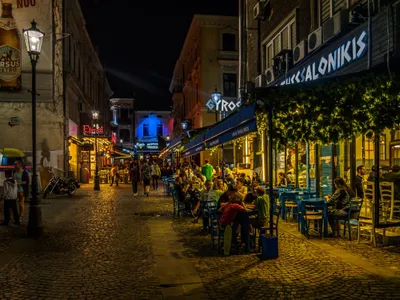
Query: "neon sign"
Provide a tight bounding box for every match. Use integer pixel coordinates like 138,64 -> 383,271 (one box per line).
206,99 -> 241,112
82,125 -> 104,134
279,30 -> 367,86
111,132 -> 117,143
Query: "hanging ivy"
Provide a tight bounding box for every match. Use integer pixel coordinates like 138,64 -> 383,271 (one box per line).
254,73 -> 400,146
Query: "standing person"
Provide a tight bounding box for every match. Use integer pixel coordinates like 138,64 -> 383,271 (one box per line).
355,165 -> 366,199
1,170 -> 20,225
130,161 -> 140,197
141,160 -> 152,197
201,159 -> 214,181
151,162 -> 161,190
110,165 -> 119,187
14,160 -> 29,222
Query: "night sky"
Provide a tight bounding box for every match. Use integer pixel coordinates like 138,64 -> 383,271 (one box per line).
79,0 -> 238,111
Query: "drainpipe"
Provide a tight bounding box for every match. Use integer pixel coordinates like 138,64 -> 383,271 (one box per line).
62,0 -> 68,176
238,0 -> 247,100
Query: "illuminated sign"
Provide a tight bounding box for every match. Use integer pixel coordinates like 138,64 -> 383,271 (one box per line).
111,132 -> 117,143
136,142 -> 159,150
279,30 -> 367,86
206,99 -> 241,112
82,125 -> 104,135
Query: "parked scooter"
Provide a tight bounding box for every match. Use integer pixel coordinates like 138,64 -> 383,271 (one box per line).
42,170 -> 80,199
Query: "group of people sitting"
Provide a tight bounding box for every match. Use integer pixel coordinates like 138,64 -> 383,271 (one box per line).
173,165 -> 270,249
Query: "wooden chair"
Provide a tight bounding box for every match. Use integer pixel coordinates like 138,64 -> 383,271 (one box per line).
358,182 -> 377,247
379,182 -> 400,221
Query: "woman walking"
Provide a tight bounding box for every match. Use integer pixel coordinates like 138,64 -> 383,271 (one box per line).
130,161 -> 140,197
151,162 -> 161,190
141,160 -> 152,197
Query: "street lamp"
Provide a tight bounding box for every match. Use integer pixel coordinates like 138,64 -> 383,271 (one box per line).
23,20 -> 45,238
211,89 -> 222,122
91,109 -> 100,191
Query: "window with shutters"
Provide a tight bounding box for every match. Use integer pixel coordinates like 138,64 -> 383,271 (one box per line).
264,18 -> 296,69
320,0 -> 348,24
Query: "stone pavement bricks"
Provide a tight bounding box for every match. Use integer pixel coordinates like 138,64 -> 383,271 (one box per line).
149,218 -> 208,300
0,185 -> 169,300
2,184 -> 400,299
173,214 -> 400,300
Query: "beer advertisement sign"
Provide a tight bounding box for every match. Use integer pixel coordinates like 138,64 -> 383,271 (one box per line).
0,0 -> 52,99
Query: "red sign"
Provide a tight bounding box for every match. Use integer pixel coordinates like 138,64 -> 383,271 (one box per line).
111,132 -> 117,143
82,125 -> 104,134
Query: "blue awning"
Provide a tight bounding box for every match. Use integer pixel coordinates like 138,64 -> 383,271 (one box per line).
205,119 -> 257,148
183,144 -> 205,157
183,134 -> 204,151
204,103 -> 256,141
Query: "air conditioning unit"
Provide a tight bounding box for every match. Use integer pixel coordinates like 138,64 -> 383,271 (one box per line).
308,27 -> 322,53
323,10 -> 349,43
273,49 -> 292,77
254,74 -> 265,88
293,40 -> 307,65
265,67 -> 275,84
253,2 -> 264,20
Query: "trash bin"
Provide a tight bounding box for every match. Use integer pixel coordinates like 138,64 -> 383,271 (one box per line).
261,234 -> 278,259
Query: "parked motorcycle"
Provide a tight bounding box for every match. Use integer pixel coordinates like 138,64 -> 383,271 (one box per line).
42,171 -> 80,199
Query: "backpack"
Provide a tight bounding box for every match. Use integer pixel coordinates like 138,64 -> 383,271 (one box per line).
3,179 -> 18,200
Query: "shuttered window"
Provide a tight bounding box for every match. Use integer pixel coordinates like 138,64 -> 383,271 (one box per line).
334,0 -> 346,13
264,18 -> 296,70
320,0 -> 348,24
321,0 -> 331,23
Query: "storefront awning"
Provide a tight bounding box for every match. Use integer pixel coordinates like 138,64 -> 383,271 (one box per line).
183,143 -> 205,157
205,119 -> 257,148
159,135 -> 183,157
204,103 -> 256,147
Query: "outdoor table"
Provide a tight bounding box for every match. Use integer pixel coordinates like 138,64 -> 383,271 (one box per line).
279,191 -> 299,220
297,198 -> 328,237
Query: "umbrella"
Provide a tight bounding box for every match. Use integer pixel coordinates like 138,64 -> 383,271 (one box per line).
0,148 -> 26,157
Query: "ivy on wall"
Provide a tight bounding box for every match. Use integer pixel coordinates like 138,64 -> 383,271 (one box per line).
254,73 -> 400,146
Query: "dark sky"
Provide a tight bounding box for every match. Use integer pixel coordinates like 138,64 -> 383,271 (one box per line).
79,0 -> 238,111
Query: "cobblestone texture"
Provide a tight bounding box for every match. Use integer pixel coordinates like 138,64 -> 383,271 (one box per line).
1,184 -> 400,299
0,184 -> 169,300
173,214 -> 400,299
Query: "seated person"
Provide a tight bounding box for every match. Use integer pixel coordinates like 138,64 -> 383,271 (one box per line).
218,185 -> 241,210
250,186 -> 270,229
277,172 -> 289,188
326,177 -> 351,237
224,173 -> 236,188
235,177 -> 248,199
192,180 -> 216,223
174,177 -> 189,209
214,179 -> 226,200
219,194 -> 250,248
244,181 -> 259,204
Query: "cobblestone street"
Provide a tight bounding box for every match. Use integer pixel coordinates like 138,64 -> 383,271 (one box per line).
1,184 -> 400,299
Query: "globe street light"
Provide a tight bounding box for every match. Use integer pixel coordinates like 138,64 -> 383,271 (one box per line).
211,89 -> 222,122
23,20 -> 45,238
91,109 -> 100,191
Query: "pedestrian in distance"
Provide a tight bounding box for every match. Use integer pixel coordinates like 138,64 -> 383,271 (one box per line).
1,170 -> 20,226
141,160 -> 152,197
14,160 -> 29,222
130,161 -> 140,197
151,162 -> 161,190
110,165 -> 119,187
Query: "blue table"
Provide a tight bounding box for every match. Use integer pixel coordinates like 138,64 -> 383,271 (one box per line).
298,198 -> 329,237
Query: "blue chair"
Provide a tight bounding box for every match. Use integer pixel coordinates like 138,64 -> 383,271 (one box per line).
256,206 -> 282,252
335,199 -> 363,240
300,200 -> 325,239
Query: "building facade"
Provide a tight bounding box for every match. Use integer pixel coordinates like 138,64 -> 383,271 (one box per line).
0,0 -> 112,185
109,98 -> 135,149
248,0 -> 400,201
170,14 -> 239,166
135,110 -> 171,159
